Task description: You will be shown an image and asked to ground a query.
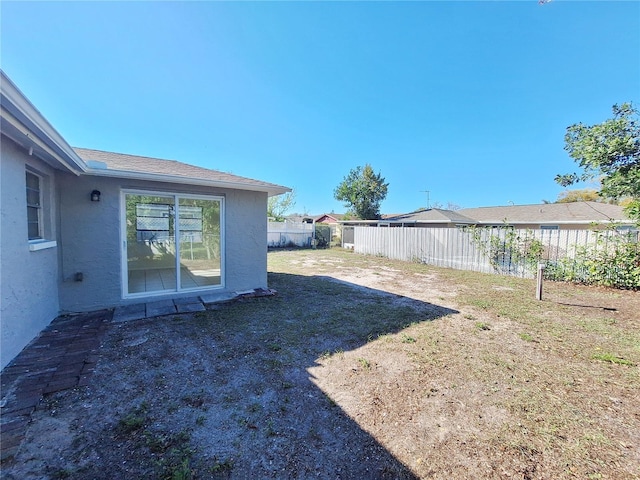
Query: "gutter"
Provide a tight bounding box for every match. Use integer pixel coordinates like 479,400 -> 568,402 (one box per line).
475,220 -> 634,226
1,71 -> 87,174
84,167 -> 291,196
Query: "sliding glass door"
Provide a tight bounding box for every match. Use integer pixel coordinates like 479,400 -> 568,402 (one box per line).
177,197 -> 221,290
123,191 -> 223,297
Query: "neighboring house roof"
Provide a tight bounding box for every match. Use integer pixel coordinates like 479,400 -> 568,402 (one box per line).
383,209 -> 476,225
457,202 -> 631,225
283,214 -> 315,223
339,202 -> 633,227
75,148 -> 290,196
339,209 -> 475,226
314,213 -> 345,223
1,70 -> 86,174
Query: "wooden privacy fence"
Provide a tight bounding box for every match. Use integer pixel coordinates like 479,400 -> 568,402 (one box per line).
351,226 -> 637,279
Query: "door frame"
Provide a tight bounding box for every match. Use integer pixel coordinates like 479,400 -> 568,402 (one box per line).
120,188 -> 225,299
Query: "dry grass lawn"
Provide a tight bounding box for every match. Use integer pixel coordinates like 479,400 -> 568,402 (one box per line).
3,248 -> 639,479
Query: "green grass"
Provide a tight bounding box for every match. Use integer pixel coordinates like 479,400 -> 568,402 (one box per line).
69,249 -> 638,479
592,352 -> 635,366
475,321 -> 491,331
210,458 -> 234,474
357,357 -> 371,369
211,250 -> 639,478
470,299 -> 492,310
117,403 -> 149,434
115,401 -> 196,479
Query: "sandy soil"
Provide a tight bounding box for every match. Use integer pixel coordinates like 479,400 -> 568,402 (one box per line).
2,249 -> 639,479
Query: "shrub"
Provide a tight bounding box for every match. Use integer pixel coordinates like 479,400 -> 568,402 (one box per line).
314,224 -> 331,248
545,229 -> 640,290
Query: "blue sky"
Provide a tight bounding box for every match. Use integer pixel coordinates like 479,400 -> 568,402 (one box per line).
1,1 -> 638,215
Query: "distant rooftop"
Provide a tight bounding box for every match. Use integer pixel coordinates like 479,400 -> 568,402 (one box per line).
384,208 -> 476,224
336,202 -> 633,226
457,202 -> 630,224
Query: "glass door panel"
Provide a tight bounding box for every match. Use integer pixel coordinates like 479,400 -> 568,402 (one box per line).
126,194 -> 177,294
178,197 -> 221,289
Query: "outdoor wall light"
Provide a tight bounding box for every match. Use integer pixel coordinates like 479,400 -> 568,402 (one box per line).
91,190 -> 101,202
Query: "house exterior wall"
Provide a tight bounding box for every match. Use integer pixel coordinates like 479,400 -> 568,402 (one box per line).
478,224 -> 611,231
227,188 -> 268,291
56,173 -> 268,312
1,138 -> 60,369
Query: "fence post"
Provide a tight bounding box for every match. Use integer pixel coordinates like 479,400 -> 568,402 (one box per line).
536,262 -> 545,300
312,220 -> 316,249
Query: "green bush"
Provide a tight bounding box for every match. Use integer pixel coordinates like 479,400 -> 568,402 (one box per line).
545,230 -> 640,290
314,224 -> 331,248
466,226 -> 544,274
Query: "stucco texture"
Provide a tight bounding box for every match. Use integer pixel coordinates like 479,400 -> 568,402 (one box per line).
56,174 -> 269,312
1,140 -> 60,369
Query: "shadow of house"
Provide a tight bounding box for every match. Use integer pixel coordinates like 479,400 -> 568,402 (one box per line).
1,271 -> 458,478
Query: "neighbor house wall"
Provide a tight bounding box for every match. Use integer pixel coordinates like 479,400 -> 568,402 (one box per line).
56,174 -> 268,312
1,138 -> 60,369
478,224 -> 613,231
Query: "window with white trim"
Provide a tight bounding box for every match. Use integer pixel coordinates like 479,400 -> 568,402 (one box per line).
26,170 -> 42,240
616,225 -> 639,242
540,225 -> 559,234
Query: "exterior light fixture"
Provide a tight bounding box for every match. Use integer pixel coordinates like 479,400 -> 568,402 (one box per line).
91,190 -> 101,202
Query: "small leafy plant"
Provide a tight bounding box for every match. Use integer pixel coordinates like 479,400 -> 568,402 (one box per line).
357,357 -> 371,369
592,352 -> 635,366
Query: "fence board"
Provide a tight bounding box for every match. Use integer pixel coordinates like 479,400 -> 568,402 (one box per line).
353,226 -> 636,279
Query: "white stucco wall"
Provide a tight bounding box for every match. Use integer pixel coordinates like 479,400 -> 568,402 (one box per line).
225,188 -> 268,292
1,139 -> 60,369
56,173 -> 268,312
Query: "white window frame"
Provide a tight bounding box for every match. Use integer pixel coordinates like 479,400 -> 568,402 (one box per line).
540,225 -> 559,234
26,170 -> 43,241
120,189 -> 226,299
25,169 -> 57,251
615,225 -> 639,242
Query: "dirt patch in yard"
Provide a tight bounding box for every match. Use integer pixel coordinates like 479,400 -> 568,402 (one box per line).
3,249 -> 639,479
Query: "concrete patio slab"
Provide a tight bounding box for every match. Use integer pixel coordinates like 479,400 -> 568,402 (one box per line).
113,303 -> 146,323
172,296 -> 202,306
145,300 -> 177,317
176,302 -> 206,313
200,292 -> 238,304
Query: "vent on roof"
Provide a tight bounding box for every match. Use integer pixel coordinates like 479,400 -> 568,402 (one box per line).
86,160 -> 108,169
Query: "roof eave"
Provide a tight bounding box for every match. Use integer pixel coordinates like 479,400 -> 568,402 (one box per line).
476,220 -> 633,225
84,167 -> 291,196
0,71 -> 86,175
338,220 -> 381,225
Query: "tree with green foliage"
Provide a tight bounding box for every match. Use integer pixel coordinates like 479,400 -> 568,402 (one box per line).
267,190 -> 296,222
555,103 -> 639,220
334,164 -> 389,219
555,189 -> 602,203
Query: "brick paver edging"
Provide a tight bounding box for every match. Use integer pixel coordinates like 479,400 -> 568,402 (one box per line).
0,309 -> 112,462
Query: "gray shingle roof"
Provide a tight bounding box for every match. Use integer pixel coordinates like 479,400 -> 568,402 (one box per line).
457,202 -> 630,224
74,147 -> 290,195
385,209 -> 475,224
